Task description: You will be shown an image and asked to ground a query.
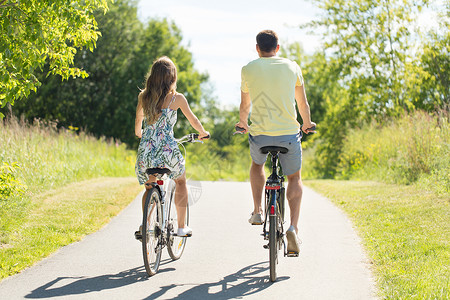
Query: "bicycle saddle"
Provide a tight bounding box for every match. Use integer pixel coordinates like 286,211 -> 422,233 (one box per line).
146,167 -> 172,176
260,146 -> 289,154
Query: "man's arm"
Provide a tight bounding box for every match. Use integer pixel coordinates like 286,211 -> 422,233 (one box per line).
295,85 -> 316,133
236,91 -> 251,132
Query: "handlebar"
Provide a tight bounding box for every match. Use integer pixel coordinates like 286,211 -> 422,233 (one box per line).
233,126 -> 246,135
234,125 -> 316,135
301,124 -> 316,134
176,133 -> 210,143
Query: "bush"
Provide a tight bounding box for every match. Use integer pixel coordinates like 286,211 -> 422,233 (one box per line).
0,162 -> 26,201
336,111 -> 449,194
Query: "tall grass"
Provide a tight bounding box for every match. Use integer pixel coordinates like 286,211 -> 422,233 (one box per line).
1,117 -> 135,193
0,117 -> 136,247
304,111 -> 449,194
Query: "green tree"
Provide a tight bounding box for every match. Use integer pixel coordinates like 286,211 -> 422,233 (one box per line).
12,1 -> 208,147
413,13 -> 449,110
306,0 -> 431,116
0,0 -> 110,118
298,0 -> 449,178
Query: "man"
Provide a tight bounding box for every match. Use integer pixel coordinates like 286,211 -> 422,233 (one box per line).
236,30 -> 315,254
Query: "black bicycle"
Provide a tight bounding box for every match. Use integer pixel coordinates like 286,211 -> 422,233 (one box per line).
261,145 -> 290,282
235,124 -> 315,282
140,133 -> 207,276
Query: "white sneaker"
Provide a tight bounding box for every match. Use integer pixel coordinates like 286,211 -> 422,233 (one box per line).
248,213 -> 263,225
286,225 -> 301,254
177,226 -> 192,237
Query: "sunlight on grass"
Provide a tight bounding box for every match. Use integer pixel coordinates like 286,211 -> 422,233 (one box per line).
0,177 -> 141,279
0,118 -> 141,279
306,180 -> 450,299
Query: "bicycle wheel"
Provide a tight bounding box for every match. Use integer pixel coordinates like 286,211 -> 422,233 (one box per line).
268,191 -> 278,282
167,183 -> 189,260
142,187 -> 163,276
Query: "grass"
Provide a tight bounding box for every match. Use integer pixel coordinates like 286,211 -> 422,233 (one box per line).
0,117 -> 136,194
0,117 -> 141,279
0,177 -> 141,279
338,111 -> 448,194
306,180 -> 450,299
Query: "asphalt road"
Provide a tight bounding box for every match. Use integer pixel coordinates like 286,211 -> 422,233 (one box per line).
0,181 -> 377,299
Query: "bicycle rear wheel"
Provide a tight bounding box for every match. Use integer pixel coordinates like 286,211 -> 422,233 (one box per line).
142,187 -> 163,276
167,183 -> 189,260
268,191 -> 278,282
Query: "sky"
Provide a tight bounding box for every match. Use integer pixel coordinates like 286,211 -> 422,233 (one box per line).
137,0 -> 322,107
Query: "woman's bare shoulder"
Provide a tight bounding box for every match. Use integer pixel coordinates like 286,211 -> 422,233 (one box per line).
172,92 -> 188,109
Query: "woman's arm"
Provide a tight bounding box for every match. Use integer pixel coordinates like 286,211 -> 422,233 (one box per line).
135,100 -> 144,138
176,94 -> 209,138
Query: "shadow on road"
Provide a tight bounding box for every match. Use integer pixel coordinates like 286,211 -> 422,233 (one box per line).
24,261 -> 288,299
24,262 -> 172,299
144,261 -> 289,300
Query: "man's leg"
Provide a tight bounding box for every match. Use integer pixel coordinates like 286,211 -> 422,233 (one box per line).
285,170 -> 303,253
286,170 -> 303,233
250,161 -> 265,215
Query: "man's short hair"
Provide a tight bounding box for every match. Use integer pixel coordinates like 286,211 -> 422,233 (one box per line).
256,30 -> 279,53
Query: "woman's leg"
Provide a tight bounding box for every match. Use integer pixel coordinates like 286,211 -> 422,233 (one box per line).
173,173 -> 188,228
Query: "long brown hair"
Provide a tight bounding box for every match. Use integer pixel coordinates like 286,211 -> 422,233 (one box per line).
139,56 -> 177,124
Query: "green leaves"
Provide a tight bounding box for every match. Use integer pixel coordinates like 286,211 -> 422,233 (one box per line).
10,0 -> 208,148
307,0 -> 433,116
291,0 -> 447,179
0,0 -> 110,112
0,162 -> 26,201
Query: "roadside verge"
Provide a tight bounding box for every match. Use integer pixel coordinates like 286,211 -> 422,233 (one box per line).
0,177 -> 142,280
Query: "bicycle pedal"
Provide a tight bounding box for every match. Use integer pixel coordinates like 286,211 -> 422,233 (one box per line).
134,231 -> 142,241
172,233 -> 192,237
286,251 -> 299,257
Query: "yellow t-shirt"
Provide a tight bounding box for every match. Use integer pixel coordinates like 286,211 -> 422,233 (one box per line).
241,56 -> 304,136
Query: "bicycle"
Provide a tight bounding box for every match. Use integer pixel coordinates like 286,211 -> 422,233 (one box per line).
137,133 -> 207,276
235,124 -> 315,282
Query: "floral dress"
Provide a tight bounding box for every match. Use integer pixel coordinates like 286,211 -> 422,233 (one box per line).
135,96 -> 185,184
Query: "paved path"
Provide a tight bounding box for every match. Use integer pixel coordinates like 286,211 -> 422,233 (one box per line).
0,182 -> 377,299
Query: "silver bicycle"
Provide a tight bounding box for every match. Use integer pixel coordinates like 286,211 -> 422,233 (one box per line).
138,133 -> 207,276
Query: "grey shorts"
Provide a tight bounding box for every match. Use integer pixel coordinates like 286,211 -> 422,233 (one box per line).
249,133 -> 302,176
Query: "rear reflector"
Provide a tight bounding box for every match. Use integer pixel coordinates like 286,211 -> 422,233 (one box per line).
270,205 -> 275,215
265,186 -> 280,190
157,180 -> 164,185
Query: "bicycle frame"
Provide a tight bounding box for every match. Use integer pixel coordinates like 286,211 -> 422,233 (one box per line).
148,179 -> 175,250
262,151 -> 285,241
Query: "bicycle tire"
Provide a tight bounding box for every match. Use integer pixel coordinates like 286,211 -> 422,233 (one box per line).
142,187 -> 163,276
269,191 -> 278,282
167,184 -> 189,260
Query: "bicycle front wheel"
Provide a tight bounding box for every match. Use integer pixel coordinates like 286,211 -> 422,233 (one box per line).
167,183 -> 189,260
142,187 -> 163,276
268,191 -> 278,282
